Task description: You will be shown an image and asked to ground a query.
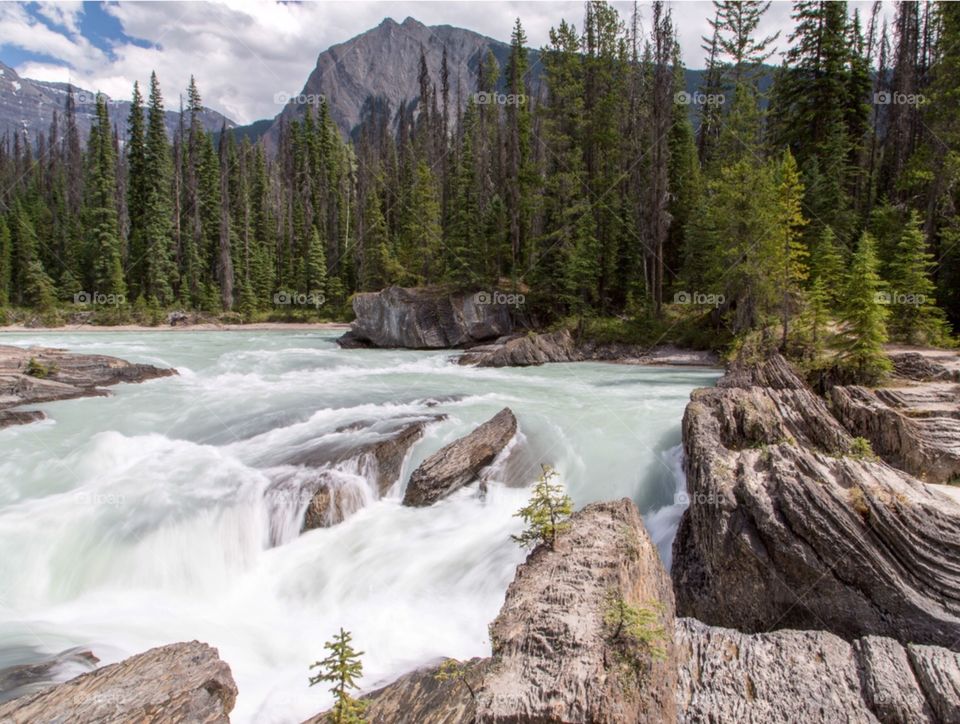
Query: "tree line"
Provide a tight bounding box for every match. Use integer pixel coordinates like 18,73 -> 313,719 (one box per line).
0,1 -> 956,370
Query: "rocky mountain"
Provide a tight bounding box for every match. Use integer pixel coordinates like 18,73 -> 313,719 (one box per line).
0,61 -> 235,146
263,16 -> 537,143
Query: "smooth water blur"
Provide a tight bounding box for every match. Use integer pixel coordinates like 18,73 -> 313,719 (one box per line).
0,330 -> 718,722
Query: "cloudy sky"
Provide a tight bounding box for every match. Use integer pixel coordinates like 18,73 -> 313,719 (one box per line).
1,1 -> 892,125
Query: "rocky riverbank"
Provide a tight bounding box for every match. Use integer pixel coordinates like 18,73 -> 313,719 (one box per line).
337,286 -> 720,368
0,344 -> 177,429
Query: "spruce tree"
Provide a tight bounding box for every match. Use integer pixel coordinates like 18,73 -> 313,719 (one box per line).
309,628 -> 366,724
888,211 -> 947,344
0,216 -> 10,306
126,81 -> 148,299
306,225 -> 327,300
838,232 -> 891,383
810,226 -> 846,308
141,72 -> 176,303
87,94 -> 126,299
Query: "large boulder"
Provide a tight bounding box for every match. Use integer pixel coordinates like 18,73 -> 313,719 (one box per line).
676,618 -> 960,723
0,641 -> 237,723
0,345 -> 176,429
673,354 -> 960,648
402,409 -> 517,507
339,287 -> 513,349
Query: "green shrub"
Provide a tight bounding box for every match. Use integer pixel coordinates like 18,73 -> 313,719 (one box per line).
512,465 -> 574,550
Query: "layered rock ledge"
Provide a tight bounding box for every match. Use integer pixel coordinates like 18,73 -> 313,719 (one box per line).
672,353 -> 960,648
403,408 -> 517,507
0,641 -> 237,723
0,344 -> 176,429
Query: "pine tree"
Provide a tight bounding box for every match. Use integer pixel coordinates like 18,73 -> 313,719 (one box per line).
309,628 -> 366,724
126,82 -> 148,298
888,211 -> 947,343
776,150 -> 808,347
794,274 -> 831,361
512,465 -> 574,550
0,216 -> 10,306
838,232 -> 891,383
141,72 -> 176,303
809,226 -> 846,308
306,225 -> 327,300
87,94 -> 126,299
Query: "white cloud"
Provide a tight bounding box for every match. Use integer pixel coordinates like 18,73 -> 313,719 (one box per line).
2,0 -> 897,125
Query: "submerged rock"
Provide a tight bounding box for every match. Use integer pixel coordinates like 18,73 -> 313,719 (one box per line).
673,354 -> 960,648
0,641 -> 237,723
339,286 -> 513,349
402,408 -> 517,507
0,344 -> 176,429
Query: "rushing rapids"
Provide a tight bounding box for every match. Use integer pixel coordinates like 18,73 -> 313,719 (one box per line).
0,330 -> 717,723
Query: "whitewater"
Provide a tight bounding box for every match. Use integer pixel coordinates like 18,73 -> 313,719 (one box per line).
0,330 -> 719,723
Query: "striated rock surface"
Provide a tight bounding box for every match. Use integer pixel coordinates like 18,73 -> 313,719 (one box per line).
403,408 -> 517,507
890,351 -> 960,382
308,498 -> 677,723
0,641 -> 236,724
673,354 -> 960,648
457,330 -> 580,367
0,345 -> 176,429
340,286 -> 513,349
457,330 -> 720,368
676,618 -> 960,723
830,381 -> 960,484
476,498 -> 677,723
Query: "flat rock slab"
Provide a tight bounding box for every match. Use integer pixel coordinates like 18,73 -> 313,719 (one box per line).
0,641 -> 237,724
0,345 -> 176,429
402,408 -> 517,506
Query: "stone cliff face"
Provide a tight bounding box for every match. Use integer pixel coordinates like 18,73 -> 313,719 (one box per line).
672,354 -> 960,648
266,17 -> 528,141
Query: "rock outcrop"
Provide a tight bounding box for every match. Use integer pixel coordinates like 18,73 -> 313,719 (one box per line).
339,287 -> 513,349
476,498 -> 677,723
403,408 -> 517,507
673,354 -> 960,648
308,498 -> 678,723
0,641 -> 237,723
676,618 -> 960,723
830,381 -> 960,484
0,345 -> 176,429
266,416 -> 440,533
456,330 -> 720,368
